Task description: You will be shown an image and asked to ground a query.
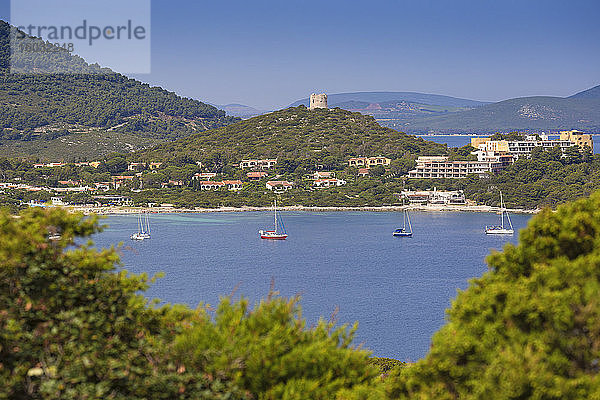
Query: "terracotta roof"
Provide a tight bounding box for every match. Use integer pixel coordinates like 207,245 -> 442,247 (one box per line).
200,181 -> 225,186
247,171 -> 268,177
267,180 -> 293,186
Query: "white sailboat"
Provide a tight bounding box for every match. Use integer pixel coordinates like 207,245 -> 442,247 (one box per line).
485,192 -> 514,235
259,200 -> 288,240
131,211 -> 151,240
393,208 -> 413,237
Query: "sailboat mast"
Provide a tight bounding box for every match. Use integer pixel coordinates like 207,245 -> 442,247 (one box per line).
274,199 -> 277,232
145,212 -> 150,234
500,192 -> 504,228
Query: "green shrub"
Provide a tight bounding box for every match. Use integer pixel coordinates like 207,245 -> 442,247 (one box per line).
387,191 -> 600,399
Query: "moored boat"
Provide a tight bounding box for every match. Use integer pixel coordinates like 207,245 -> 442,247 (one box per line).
260,200 -> 288,240
485,192 -> 514,235
393,208 -> 413,237
131,211 -> 151,240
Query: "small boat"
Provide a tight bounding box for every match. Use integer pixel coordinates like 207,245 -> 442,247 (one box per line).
485,192 -> 514,235
131,211 -> 151,240
259,200 -> 288,240
393,208 -> 413,237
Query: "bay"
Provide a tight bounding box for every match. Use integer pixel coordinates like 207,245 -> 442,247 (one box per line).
93,211 -> 531,361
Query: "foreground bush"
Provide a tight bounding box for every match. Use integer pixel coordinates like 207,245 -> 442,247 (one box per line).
388,191 -> 600,398
0,208 -> 381,399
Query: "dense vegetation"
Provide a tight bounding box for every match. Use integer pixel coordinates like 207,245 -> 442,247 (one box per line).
388,190 -> 600,399
5,188 -> 600,398
0,207 -> 383,399
0,73 -> 232,135
137,106 -> 447,166
0,20 -> 238,155
1,143 -> 599,210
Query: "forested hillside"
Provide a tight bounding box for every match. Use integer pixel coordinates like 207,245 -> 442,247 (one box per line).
0,20 -> 237,156
136,106 -> 447,167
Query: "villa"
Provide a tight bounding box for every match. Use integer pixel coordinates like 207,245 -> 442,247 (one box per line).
266,180 -> 294,192
240,158 -> 278,170
314,178 -> 346,188
347,156 -> 391,169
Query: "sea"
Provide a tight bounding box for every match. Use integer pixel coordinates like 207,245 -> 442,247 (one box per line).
93,211 -> 532,361
419,134 -> 600,153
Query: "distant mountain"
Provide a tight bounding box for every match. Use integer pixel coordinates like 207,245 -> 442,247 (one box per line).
399,93 -> 600,133
569,84 -> 600,100
215,103 -> 267,119
290,87 -> 600,133
289,91 -> 489,129
290,91 -> 489,108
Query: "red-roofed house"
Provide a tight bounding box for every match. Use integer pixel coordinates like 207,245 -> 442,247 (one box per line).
247,171 -> 269,180
193,172 -> 217,180
358,168 -> 370,177
313,171 -> 335,179
58,180 -> 80,186
111,175 -> 135,189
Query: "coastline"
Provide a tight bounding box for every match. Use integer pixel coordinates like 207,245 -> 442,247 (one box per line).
67,204 -> 541,216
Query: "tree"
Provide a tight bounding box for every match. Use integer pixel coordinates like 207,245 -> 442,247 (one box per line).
0,207 -> 242,399
489,132 -> 525,141
0,207 -> 383,399
387,190 -> 600,399
174,294 -> 382,400
371,166 -> 386,177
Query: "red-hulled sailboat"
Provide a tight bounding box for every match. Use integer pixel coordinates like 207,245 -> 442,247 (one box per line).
259,200 -> 288,240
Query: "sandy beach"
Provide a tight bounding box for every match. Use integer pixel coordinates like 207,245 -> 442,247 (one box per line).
67,203 -> 541,216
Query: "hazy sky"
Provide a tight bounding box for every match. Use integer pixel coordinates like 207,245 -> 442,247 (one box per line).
2,0 -> 599,109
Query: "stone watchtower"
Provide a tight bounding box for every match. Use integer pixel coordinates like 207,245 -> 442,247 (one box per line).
309,93 -> 328,109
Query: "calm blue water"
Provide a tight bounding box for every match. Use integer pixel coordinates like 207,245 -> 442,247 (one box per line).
419,134 -> 600,153
93,211 -> 531,361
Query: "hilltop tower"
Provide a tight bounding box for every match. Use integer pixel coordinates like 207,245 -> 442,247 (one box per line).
309,93 -> 328,109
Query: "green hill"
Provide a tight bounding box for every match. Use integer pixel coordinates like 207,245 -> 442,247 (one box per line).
136,106 -> 447,166
0,20 -> 238,159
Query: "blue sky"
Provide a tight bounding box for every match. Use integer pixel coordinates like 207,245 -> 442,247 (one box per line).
2,0 -> 599,109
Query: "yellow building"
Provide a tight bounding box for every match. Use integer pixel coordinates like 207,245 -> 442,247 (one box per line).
347,156 -> 391,169
476,140 -> 510,153
559,130 -> 593,151
470,137 -> 490,148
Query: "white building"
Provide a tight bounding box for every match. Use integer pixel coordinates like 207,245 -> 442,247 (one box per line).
314,178 -> 346,188
472,135 -> 575,160
407,156 -> 502,179
50,197 -> 67,206
240,159 -> 277,170
401,189 -> 466,205
266,180 -> 294,192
